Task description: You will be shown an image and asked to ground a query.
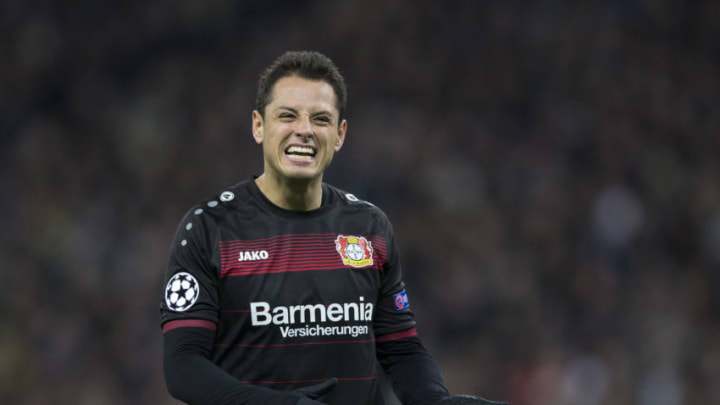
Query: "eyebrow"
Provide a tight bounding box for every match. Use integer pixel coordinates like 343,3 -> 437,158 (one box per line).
276,106 -> 298,114
276,106 -> 334,117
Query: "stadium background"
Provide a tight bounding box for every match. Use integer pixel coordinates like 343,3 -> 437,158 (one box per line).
1,1 -> 719,404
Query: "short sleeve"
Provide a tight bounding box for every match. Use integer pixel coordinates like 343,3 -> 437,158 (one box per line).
372,215 -> 417,337
160,207 -> 220,327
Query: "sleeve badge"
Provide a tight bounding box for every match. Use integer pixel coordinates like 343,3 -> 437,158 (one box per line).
393,289 -> 410,310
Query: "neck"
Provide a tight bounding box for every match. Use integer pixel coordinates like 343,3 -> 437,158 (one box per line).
255,173 -> 323,211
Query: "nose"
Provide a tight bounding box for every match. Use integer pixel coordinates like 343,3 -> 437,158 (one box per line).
294,115 -> 314,140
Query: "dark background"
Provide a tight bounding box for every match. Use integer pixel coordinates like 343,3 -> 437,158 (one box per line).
2,1 -> 719,404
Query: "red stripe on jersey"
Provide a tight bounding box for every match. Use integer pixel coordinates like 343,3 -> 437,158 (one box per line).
219,239 -> 338,252
219,233 -> 386,247
217,338 -> 375,347
162,319 -> 217,334
220,250 -> 341,263
220,240 -> 336,253
220,244 -> 337,262
219,233 -> 388,277
375,327 -> 418,342
238,376 -> 377,384
218,233 -> 336,245
221,239 -> 387,254
222,264 -> 383,277
218,234 -> 386,252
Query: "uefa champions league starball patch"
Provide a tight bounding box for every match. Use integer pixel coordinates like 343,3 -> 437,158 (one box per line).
165,272 -> 200,312
335,235 -> 374,268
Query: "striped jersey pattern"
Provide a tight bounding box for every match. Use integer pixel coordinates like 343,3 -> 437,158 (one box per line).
160,179 -> 416,405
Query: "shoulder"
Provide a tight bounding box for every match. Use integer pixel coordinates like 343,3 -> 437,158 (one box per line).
324,183 -> 392,224
177,179 -> 258,230
169,180 -> 262,254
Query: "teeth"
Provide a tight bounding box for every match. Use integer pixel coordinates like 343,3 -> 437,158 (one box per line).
288,154 -> 312,161
286,146 -> 316,156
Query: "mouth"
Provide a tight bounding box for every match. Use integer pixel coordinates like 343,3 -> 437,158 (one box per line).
284,145 -> 317,162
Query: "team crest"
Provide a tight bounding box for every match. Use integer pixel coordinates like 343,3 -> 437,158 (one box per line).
335,235 -> 374,268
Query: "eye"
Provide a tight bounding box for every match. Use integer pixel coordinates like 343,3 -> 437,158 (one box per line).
314,116 -> 331,124
278,113 -> 295,120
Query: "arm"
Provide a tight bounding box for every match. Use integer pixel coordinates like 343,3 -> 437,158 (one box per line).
376,331 -> 449,405
163,323 -> 304,405
373,214 -> 507,404
376,331 -> 507,405
161,208 -> 320,404
164,322 -> 335,405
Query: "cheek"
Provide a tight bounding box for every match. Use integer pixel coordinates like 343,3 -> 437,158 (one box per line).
262,140 -> 278,158
263,132 -> 283,149
325,132 -> 339,146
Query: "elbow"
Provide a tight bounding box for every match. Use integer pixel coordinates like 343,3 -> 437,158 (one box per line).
163,353 -> 197,402
163,357 -> 184,400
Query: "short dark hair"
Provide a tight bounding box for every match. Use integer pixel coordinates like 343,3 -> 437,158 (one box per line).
256,50 -> 347,120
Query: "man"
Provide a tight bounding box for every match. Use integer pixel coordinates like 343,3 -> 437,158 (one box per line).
161,50 -> 507,405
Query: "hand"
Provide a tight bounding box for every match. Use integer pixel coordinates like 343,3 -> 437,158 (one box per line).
438,395 -> 509,405
292,377 -> 338,404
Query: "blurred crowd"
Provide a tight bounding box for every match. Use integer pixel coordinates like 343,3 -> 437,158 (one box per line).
1,1 -> 719,404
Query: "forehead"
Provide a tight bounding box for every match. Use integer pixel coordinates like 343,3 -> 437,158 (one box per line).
268,76 -> 338,114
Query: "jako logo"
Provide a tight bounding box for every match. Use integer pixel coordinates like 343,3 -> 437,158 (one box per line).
238,250 -> 269,262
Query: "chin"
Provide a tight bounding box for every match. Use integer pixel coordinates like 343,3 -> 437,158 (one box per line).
279,163 -> 327,180
282,169 -> 321,181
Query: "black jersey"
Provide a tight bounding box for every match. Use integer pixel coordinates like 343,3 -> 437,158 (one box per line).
160,178 -> 416,405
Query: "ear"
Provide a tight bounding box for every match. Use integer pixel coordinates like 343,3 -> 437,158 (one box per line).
251,110 -> 264,144
334,119 -> 347,152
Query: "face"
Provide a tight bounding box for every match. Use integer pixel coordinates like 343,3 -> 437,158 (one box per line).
252,75 -> 347,183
